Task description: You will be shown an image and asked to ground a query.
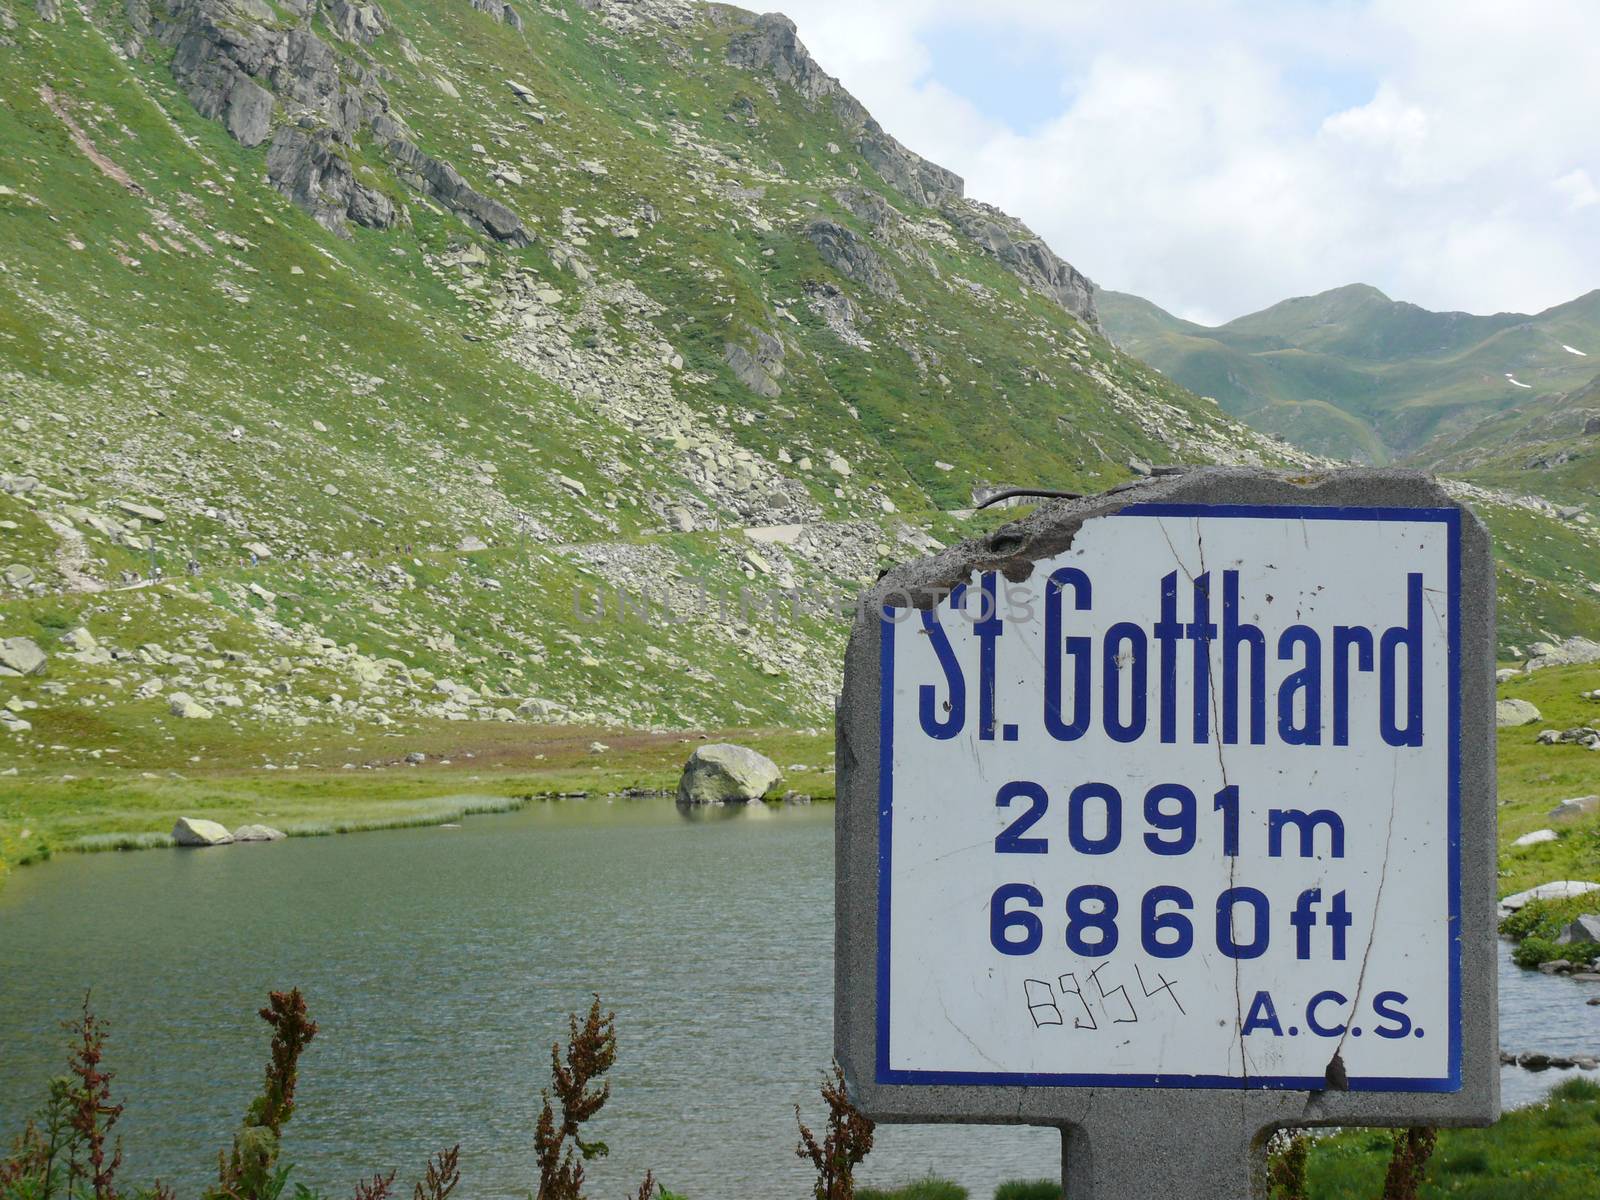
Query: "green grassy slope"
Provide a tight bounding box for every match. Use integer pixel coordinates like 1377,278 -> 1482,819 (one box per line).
0,0 -> 1297,857
1100,285 -> 1600,463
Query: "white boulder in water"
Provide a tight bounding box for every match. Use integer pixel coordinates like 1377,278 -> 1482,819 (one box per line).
173,817 -> 234,846
677,743 -> 782,804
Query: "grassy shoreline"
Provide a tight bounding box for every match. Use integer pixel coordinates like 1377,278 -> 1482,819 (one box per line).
6,662 -> 1600,892
0,723 -> 838,879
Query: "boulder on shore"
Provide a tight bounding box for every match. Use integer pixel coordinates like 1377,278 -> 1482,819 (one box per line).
233,824 -> 286,842
173,817 -> 233,846
677,743 -> 782,805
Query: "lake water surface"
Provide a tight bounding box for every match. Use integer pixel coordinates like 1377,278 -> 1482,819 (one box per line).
1,799 -> 1596,1200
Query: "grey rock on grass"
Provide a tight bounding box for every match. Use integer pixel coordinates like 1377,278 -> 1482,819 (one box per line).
1549,794 -> 1600,821
0,637 -> 47,676
1496,697 -> 1541,727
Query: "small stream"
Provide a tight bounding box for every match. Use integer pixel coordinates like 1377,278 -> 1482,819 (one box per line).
1496,931 -> 1600,1104
0,799 -> 1595,1199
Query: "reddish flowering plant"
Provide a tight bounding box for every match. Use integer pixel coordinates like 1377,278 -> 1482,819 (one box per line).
1381,1126 -> 1438,1200
412,1145 -> 461,1200
66,993 -> 124,1200
253,990 -> 319,1136
795,1062 -> 874,1200
532,996 -> 654,1200
352,1169 -> 396,1200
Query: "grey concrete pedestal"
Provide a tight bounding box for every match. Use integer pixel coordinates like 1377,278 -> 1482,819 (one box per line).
1060,1103 -> 1266,1198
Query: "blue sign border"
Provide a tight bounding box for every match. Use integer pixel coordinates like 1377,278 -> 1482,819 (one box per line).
875,503 -> 1463,1092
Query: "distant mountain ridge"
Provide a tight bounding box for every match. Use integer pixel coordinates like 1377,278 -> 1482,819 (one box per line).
1100,283 -> 1600,463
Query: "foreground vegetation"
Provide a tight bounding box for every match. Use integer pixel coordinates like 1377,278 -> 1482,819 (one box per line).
12,994 -> 1599,1200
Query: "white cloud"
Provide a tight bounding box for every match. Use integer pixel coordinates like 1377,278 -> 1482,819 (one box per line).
772,0 -> 1600,321
1553,169 -> 1600,213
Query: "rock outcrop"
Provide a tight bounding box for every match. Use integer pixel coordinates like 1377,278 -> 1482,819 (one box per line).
385,137 -> 529,245
805,220 -> 898,298
267,125 -> 397,232
725,13 -> 962,208
677,742 -> 781,804
723,12 -> 1096,325
945,202 -> 1100,328
158,0 -> 528,241
468,0 -> 522,30
328,0 -> 386,42
725,324 -> 786,397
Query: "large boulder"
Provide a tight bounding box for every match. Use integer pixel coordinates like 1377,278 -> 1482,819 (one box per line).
60,627 -> 96,651
677,743 -> 782,805
1497,698 -> 1541,727
173,817 -> 233,846
168,693 -> 214,719
0,637 -> 47,676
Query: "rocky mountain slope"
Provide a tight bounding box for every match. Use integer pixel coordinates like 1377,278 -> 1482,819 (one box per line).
1,0 -> 1312,786
1100,284 -> 1600,465
1425,371 -> 1600,500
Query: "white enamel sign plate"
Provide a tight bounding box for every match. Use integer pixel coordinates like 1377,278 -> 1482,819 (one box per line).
876,503 -> 1461,1091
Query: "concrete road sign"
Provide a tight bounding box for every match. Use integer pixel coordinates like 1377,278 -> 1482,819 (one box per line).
835,469 -> 1498,1199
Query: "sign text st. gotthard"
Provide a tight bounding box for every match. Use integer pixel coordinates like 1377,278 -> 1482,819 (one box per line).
875,502 -> 1461,1090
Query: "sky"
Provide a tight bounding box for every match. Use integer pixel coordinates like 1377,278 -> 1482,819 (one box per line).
771,0 -> 1600,325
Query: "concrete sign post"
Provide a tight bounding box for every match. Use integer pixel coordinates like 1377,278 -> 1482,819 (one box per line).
835,469 -> 1498,1199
